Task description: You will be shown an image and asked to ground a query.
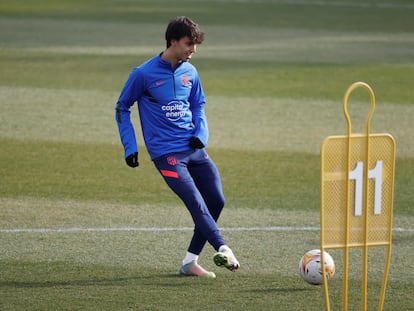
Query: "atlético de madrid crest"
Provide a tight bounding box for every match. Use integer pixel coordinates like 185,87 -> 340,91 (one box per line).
167,156 -> 177,166
181,75 -> 189,87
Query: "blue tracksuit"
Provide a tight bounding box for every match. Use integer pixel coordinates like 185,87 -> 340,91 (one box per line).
116,54 -> 208,160
115,54 -> 226,254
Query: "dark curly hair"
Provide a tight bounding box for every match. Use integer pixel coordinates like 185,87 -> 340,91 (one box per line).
165,16 -> 205,48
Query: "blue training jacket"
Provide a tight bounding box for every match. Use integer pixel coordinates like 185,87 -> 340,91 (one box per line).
115,54 -> 208,160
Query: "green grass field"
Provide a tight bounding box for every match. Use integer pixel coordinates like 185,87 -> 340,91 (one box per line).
1,0 -> 413,310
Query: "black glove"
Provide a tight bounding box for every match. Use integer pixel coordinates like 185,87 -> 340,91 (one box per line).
189,137 -> 205,149
125,152 -> 139,168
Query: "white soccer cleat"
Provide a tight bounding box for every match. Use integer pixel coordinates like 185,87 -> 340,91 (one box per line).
213,249 -> 240,272
179,261 -> 216,278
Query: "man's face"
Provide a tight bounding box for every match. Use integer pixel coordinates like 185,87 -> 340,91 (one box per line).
170,36 -> 197,62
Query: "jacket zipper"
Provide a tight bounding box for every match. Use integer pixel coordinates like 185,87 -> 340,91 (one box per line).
172,72 -> 176,98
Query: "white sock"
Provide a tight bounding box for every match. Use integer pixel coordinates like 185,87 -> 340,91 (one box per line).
182,252 -> 199,266
219,245 -> 231,253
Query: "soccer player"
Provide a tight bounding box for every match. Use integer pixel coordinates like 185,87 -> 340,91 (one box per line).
115,16 -> 239,278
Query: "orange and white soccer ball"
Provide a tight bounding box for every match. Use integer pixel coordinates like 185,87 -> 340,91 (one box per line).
299,249 -> 335,285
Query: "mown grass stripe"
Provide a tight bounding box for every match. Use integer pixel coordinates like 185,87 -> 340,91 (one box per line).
1,226 -> 412,233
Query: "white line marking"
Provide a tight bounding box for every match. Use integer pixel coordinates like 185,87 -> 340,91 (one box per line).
0,226 -> 412,233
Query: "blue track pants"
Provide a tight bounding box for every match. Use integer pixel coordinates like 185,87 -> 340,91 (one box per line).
153,149 -> 226,255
